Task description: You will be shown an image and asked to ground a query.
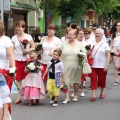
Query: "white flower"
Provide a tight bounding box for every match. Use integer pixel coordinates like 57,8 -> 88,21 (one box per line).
78,52 -> 86,56
8,67 -> 16,76
27,63 -> 36,70
9,67 -> 16,74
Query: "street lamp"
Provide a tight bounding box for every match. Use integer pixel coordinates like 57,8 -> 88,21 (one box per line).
44,0 -> 48,36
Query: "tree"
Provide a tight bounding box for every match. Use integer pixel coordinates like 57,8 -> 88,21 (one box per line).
57,0 -> 119,22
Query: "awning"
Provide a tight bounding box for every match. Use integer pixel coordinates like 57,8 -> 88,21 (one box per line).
10,2 -> 36,10
10,2 -> 20,8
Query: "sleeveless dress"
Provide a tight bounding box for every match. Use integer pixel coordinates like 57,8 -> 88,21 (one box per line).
59,41 -> 86,85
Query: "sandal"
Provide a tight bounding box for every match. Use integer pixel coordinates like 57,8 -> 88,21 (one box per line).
114,81 -> 118,86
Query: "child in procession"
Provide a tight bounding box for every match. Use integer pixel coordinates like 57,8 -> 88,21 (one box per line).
43,49 -> 65,107
22,50 -> 46,106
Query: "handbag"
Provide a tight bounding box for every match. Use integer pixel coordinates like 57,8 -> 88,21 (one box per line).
82,61 -> 92,74
88,58 -> 94,66
88,42 -> 104,66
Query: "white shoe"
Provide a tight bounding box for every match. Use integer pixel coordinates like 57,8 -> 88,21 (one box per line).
80,92 -> 85,97
71,93 -> 74,98
62,99 -> 70,104
50,100 -> 54,104
73,96 -> 78,102
53,103 -> 58,107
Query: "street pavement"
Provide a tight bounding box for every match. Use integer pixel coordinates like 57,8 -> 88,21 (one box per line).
11,62 -> 120,120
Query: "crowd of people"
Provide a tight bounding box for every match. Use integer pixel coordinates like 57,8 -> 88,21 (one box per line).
0,19 -> 120,119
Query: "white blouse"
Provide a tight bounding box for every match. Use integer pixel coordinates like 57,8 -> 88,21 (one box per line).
40,36 -> 61,64
113,36 -> 120,53
11,34 -> 33,61
0,36 -> 13,69
91,40 -> 111,68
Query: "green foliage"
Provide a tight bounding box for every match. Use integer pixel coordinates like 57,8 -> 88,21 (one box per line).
35,0 -> 120,22
57,0 -> 118,20
55,24 -> 67,38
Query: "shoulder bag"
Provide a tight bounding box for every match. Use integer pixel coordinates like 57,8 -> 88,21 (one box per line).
88,42 -> 104,66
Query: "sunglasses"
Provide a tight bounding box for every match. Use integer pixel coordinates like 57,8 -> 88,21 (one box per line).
92,29 -> 96,30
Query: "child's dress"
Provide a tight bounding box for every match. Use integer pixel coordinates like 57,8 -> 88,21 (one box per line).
22,60 -> 46,100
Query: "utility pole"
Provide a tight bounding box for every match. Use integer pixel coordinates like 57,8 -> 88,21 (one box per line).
0,0 -> 4,22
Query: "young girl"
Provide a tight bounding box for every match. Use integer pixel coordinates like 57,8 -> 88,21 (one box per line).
0,74 -> 12,120
43,49 -> 65,107
22,50 -> 46,106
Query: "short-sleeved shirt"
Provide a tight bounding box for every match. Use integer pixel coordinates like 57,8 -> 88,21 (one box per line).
61,36 -> 68,42
0,36 -> 13,69
11,34 -> 33,61
113,36 -> 120,52
91,40 -> 111,68
40,36 -> 61,64
46,60 -> 64,73
34,33 -> 42,43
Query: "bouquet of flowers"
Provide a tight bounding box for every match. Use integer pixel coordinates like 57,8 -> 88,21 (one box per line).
60,82 -> 68,93
35,44 -> 43,60
77,50 -> 86,67
6,67 -> 16,76
26,62 -> 38,72
110,50 -> 116,56
6,67 -> 19,90
87,45 -> 95,66
85,44 -> 91,50
35,44 -> 43,51
20,39 -> 29,49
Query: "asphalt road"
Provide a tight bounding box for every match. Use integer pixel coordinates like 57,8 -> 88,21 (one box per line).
11,62 -> 120,120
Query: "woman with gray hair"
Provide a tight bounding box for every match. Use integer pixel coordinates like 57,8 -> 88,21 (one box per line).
89,28 -> 111,102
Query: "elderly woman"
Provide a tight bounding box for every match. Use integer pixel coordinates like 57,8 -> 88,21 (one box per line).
0,20 -> 15,116
11,20 -> 35,104
40,24 -> 61,91
59,28 -> 86,103
90,28 -> 110,102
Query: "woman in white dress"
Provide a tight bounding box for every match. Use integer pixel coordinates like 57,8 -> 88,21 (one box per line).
113,36 -> 120,83
110,22 -> 120,85
40,24 -> 61,91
